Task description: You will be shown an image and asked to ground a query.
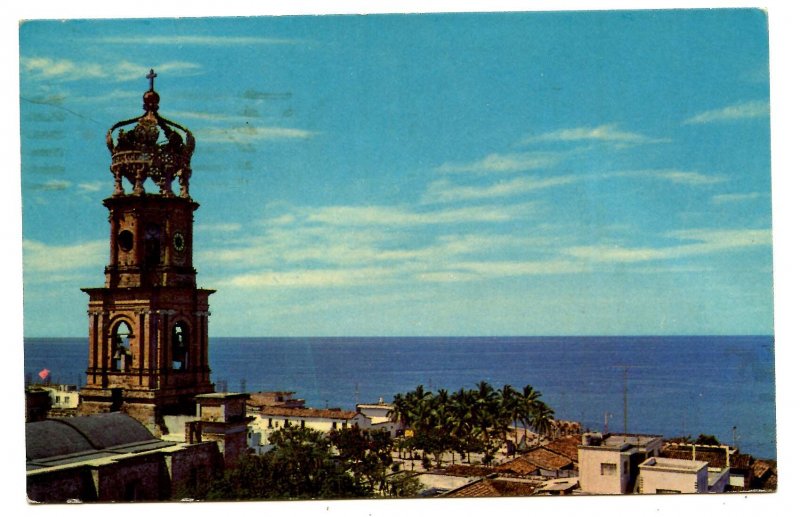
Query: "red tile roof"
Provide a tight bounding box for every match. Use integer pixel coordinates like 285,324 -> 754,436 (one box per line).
541,434 -> 581,463
753,459 -> 775,479
496,456 -> 538,476
260,406 -> 357,420
443,478 -> 539,498
520,447 -> 573,471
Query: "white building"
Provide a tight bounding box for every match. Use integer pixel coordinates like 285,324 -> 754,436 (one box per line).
639,456 -> 729,494
577,432 -> 662,494
356,400 -> 402,436
247,406 -> 358,452
41,384 -> 80,410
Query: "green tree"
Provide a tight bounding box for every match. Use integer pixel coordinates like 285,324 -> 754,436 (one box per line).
471,381 -> 503,464
500,384 -> 522,455
517,385 -> 553,448
330,427 -> 394,494
195,425 -> 366,501
695,434 -> 721,446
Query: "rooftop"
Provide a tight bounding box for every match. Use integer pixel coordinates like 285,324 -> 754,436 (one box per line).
196,392 -> 249,400
579,432 -> 662,451
541,434 -> 581,462
260,406 -> 357,420
25,413 -> 181,472
26,413 -> 156,461
660,442 -> 736,469
519,447 -> 574,471
441,477 -> 540,498
640,457 -> 707,473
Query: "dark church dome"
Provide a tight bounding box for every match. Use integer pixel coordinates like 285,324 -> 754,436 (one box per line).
26,413 -> 156,462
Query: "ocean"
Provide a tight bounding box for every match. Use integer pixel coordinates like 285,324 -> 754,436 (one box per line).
23,335 -> 777,460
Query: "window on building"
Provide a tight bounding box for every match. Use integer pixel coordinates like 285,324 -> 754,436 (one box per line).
601,463 -> 617,476
301,420 -> 305,428
268,418 -> 273,428
55,396 -> 61,403
284,419 -> 289,427
332,422 -> 337,430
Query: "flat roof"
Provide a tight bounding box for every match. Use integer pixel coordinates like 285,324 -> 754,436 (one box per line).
640,457 -> 707,473
579,433 -> 662,451
196,392 -> 249,400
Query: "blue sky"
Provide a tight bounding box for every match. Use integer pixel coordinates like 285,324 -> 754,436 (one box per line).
18,9 -> 774,337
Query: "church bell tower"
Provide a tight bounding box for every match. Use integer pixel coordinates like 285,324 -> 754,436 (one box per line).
79,70 -> 215,433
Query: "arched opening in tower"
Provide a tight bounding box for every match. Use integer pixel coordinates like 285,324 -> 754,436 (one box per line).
172,322 -> 189,371
112,321 -> 133,372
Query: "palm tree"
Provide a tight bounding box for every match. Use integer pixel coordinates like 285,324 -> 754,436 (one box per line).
447,388 -> 476,463
530,400 -> 555,445
516,385 -> 544,450
500,384 -> 522,455
471,381 -> 503,464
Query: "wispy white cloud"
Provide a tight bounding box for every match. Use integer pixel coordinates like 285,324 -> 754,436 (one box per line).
712,192 -> 767,204
196,222 -> 243,233
168,110 -> 254,123
20,57 -> 201,83
423,168 -> 721,205
430,259 -> 591,280
684,100 -> 770,124
77,182 -> 104,193
306,203 -> 534,226
197,200 -> 548,283
98,35 -> 301,46
667,228 -> 772,248
564,228 -> 771,263
645,170 -> 725,186
23,239 -> 106,275
224,267 -> 395,288
520,124 -> 668,145
197,125 -> 316,143
31,180 -> 71,191
423,176 -> 577,203
436,152 -> 559,174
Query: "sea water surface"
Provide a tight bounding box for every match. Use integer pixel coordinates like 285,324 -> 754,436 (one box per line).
24,335 -> 776,459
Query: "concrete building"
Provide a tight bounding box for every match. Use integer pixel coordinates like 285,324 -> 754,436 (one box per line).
639,456 -> 729,494
356,400 -> 402,435
40,384 -> 80,410
247,391 -> 306,411
186,393 -> 252,468
259,406 -> 357,432
247,406 -> 358,451
577,432 -> 662,494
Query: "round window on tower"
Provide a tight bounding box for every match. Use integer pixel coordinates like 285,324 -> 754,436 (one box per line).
118,230 -> 134,251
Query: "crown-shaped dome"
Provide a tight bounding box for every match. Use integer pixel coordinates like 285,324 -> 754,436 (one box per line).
106,70 -> 195,198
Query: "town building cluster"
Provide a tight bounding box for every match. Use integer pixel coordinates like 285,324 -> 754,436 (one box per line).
24,72 -> 777,502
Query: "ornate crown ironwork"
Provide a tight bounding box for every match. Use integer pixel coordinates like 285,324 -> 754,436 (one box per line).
106,69 -> 195,198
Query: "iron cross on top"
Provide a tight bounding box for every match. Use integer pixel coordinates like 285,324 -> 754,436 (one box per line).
146,69 -> 157,90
